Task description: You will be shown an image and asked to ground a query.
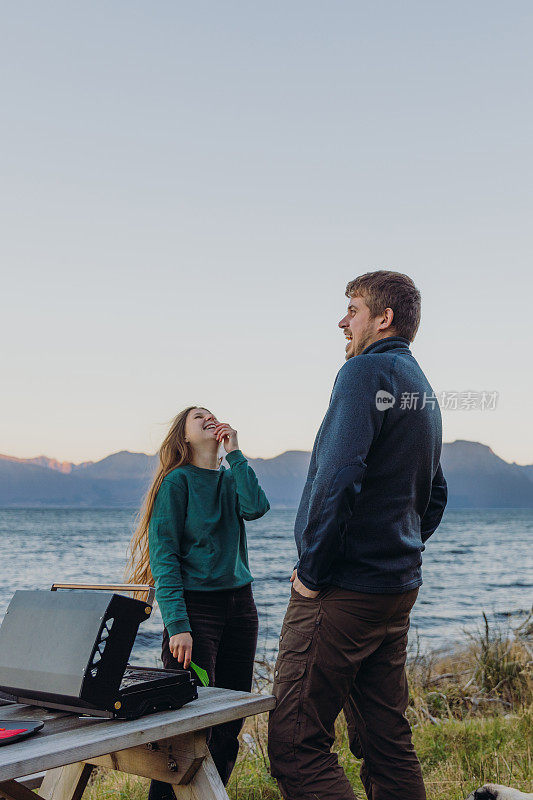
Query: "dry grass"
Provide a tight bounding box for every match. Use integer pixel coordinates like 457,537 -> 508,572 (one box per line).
406,612 -> 532,725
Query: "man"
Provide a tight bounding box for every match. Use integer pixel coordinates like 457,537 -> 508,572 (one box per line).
267,271 -> 447,800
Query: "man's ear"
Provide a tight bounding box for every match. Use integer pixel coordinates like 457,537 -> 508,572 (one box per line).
378,307 -> 395,331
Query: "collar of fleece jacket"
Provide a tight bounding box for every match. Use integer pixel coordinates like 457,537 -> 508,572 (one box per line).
360,336 -> 412,356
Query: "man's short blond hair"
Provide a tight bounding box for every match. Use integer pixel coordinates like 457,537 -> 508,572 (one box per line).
346,270 -> 421,342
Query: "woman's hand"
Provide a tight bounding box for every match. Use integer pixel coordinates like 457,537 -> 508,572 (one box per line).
214,422 -> 239,453
168,632 -> 193,668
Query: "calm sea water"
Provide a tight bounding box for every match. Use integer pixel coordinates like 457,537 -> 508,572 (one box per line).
0,508 -> 531,665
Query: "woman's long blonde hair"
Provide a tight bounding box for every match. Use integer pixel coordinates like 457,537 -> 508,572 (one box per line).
125,406 -> 200,597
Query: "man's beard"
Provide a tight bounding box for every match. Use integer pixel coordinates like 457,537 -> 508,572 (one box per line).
347,325 -> 375,359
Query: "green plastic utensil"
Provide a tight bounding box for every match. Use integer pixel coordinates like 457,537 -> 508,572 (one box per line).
190,661 -> 209,687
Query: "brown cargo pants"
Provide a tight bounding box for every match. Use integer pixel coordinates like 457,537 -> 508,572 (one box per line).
267,585 -> 425,800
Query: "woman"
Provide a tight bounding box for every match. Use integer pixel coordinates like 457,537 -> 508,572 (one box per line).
127,405 -> 269,791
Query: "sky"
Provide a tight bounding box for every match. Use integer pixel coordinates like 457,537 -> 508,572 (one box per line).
1,1 -> 532,465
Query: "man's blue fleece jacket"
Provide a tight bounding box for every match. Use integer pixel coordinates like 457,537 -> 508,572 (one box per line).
295,336 -> 448,593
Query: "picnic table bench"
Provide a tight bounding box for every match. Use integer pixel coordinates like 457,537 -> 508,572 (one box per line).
0,688 -> 275,800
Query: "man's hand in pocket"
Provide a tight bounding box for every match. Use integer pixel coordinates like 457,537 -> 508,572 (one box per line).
290,570 -> 320,598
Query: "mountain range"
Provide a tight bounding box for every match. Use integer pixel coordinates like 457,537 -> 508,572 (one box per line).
0,440 -> 532,509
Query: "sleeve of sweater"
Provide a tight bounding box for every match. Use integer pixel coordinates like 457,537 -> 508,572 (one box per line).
148,475 -> 191,637
226,449 -> 270,520
296,357 -> 386,590
421,462 -> 448,543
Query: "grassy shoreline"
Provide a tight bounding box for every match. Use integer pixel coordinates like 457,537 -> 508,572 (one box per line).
86,613 -> 532,800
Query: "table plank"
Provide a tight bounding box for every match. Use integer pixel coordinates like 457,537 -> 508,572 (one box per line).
0,688 -> 275,781
0,705 -> 105,737
0,706 -> 67,722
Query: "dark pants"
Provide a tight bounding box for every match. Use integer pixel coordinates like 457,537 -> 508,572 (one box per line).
267,585 -> 424,800
148,582 -> 258,800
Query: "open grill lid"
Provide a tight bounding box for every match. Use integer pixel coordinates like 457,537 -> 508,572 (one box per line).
0,584 -> 153,712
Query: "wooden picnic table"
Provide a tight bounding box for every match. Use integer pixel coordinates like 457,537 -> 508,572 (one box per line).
0,687 -> 275,800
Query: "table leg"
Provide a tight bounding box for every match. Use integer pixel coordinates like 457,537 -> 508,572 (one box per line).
169,752 -> 228,800
0,779 -> 47,800
39,763 -> 94,800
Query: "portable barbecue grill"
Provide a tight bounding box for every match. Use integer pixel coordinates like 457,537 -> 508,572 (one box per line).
0,583 -> 197,719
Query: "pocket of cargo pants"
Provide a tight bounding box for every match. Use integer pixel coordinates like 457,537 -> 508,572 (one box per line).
276,623 -> 313,664
270,626 -> 312,742
271,659 -> 309,742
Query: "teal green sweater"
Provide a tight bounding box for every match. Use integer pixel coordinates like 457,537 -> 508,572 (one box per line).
148,450 -> 270,637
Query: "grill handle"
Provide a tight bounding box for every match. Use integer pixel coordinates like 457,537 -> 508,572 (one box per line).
50,583 -> 155,606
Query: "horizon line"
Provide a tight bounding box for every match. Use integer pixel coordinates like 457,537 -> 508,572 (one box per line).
1,439 -> 531,468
